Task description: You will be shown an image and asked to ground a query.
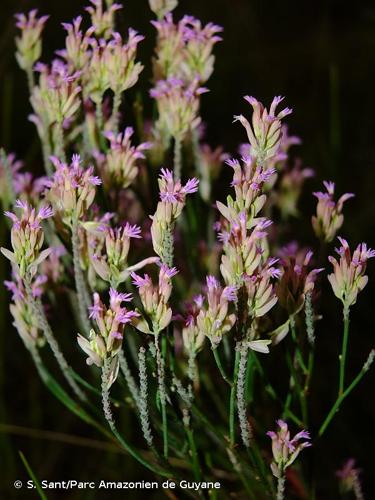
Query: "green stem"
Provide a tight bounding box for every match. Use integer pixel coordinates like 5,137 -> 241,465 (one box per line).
339,309 -> 350,396
290,316 -> 308,374
24,278 -> 86,402
184,424 -> 201,481
229,347 -> 241,446
318,350 -> 374,437
286,350 -> 307,424
212,347 -> 233,387
174,136 -> 182,180
71,217 -> 91,335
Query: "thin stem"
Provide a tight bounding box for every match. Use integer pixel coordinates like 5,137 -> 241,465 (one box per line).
184,419 -> 201,481
229,347 -> 241,446
212,347 -> 233,387
101,358 -> 168,476
339,309 -> 350,396
174,136 -> 182,180
71,217 -> 91,335
318,349 -> 374,437
24,277 -> 86,402
277,475 -> 285,500
290,316 -> 308,374
154,332 -> 168,458
286,350 -> 307,424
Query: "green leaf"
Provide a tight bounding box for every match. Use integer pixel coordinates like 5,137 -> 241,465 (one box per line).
19,451 -> 48,500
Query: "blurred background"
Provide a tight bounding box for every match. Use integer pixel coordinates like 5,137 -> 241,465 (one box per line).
0,0 -> 374,498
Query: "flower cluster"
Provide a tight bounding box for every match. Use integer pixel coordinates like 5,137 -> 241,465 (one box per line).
85,0 -> 121,39
150,77 -> 208,142
1,200 -> 53,278
234,96 -> 292,165
131,264 -> 178,334
219,214 -> 269,286
77,289 -> 139,386
267,420 -> 311,478
276,249 -> 323,316
84,30 -> 143,106
15,9 -> 49,75
195,276 -> 237,348
90,223 -> 159,287
216,157 -> 275,228
336,459 -> 364,499
46,154 -> 101,224
182,295 -> 207,355
312,181 -> 354,243
5,274 -> 46,347
150,168 -> 199,263
0,151 -> 23,207
276,160 -> 314,218
30,60 -> 82,129
151,14 -> 222,83
59,16 -> 95,72
149,0 -> 178,20
328,237 -> 375,313
98,128 -> 152,189
244,259 -> 281,319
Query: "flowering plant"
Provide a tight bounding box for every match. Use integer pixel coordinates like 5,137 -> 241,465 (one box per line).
1,1 -> 373,498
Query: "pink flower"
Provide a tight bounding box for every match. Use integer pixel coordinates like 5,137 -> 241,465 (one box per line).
234,96 -> 292,164
328,237 -> 374,312
312,180 -> 354,242
267,420 -> 311,478
1,200 -> 53,277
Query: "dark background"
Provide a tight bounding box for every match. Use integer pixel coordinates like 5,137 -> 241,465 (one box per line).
0,0 -> 374,498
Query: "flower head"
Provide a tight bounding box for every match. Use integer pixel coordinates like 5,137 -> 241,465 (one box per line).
336,459 -> 363,498
46,154 -> 101,224
30,59 -> 82,127
103,30 -> 144,95
85,0 -> 122,39
150,77 -> 208,142
234,96 -> 292,164
328,237 -> 375,312
1,200 -> 53,278
267,420 -> 311,478
77,288 -> 139,386
59,16 -> 95,72
196,276 -> 237,348
131,263 -> 178,334
15,9 -> 49,72
90,222 -> 158,287
149,0 -> 178,20
100,128 -> 152,189
276,249 -> 323,316
151,13 -> 222,83
5,273 -> 46,347
150,169 -> 199,261
244,258 -> 281,319
312,181 -> 354,243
